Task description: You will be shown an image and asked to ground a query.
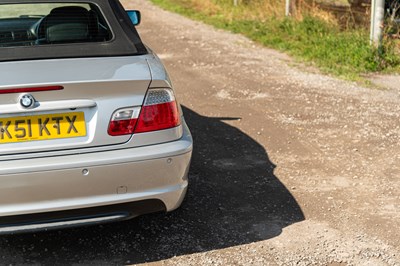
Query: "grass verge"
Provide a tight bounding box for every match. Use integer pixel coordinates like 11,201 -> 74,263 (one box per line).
149,0 -> 400,80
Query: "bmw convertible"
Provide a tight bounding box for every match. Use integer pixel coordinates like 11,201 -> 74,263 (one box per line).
0,0 -> 192,234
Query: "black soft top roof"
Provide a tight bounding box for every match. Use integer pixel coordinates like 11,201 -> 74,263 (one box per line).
0,0 -> 147,62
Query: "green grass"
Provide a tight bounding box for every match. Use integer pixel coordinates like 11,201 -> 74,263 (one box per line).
149,0 -> 400,79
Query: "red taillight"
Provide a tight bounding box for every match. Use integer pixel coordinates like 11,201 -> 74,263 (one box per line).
108,119 -> 138,136
107,107 -> 141,136
0,86 -> 63,94
108,89 -> 181,136
135,101 -> 180,133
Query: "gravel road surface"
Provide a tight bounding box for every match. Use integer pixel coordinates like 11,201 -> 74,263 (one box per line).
0,0 -> 399,265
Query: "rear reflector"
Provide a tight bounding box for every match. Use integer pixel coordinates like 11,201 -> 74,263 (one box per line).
107,89 -> 181,136
0,86 -> 64,94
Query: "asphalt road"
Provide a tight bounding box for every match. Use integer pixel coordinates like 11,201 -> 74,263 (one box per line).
1,0 -> 399,265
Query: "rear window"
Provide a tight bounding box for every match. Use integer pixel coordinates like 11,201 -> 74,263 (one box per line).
0,3 -> 112,47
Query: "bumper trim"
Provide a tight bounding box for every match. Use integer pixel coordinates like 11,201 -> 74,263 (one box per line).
0,200 -> 166,235
0,214 -> 126,234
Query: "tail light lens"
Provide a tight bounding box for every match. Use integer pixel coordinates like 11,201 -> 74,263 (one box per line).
108,88 -> 181,136
135,88 -> 181,133
108,107 -> 141,136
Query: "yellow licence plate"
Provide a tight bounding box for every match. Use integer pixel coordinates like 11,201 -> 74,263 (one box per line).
0,112 -> 86,144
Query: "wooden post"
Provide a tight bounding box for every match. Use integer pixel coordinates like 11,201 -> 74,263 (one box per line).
234,0 -> 238,6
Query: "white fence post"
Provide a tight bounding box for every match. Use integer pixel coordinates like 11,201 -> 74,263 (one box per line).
285,0 -> 291,16
370,0 -> 385,46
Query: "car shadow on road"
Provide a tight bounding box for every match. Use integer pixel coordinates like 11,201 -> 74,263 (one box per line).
0,106 -> 304,264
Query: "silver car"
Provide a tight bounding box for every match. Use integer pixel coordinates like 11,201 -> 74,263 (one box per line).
0,0 -> 192,234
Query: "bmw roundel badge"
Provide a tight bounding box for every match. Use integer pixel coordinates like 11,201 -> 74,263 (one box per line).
19,94 -> 36,109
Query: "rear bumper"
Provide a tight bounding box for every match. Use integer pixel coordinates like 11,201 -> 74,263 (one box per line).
0,125 -> 192,222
